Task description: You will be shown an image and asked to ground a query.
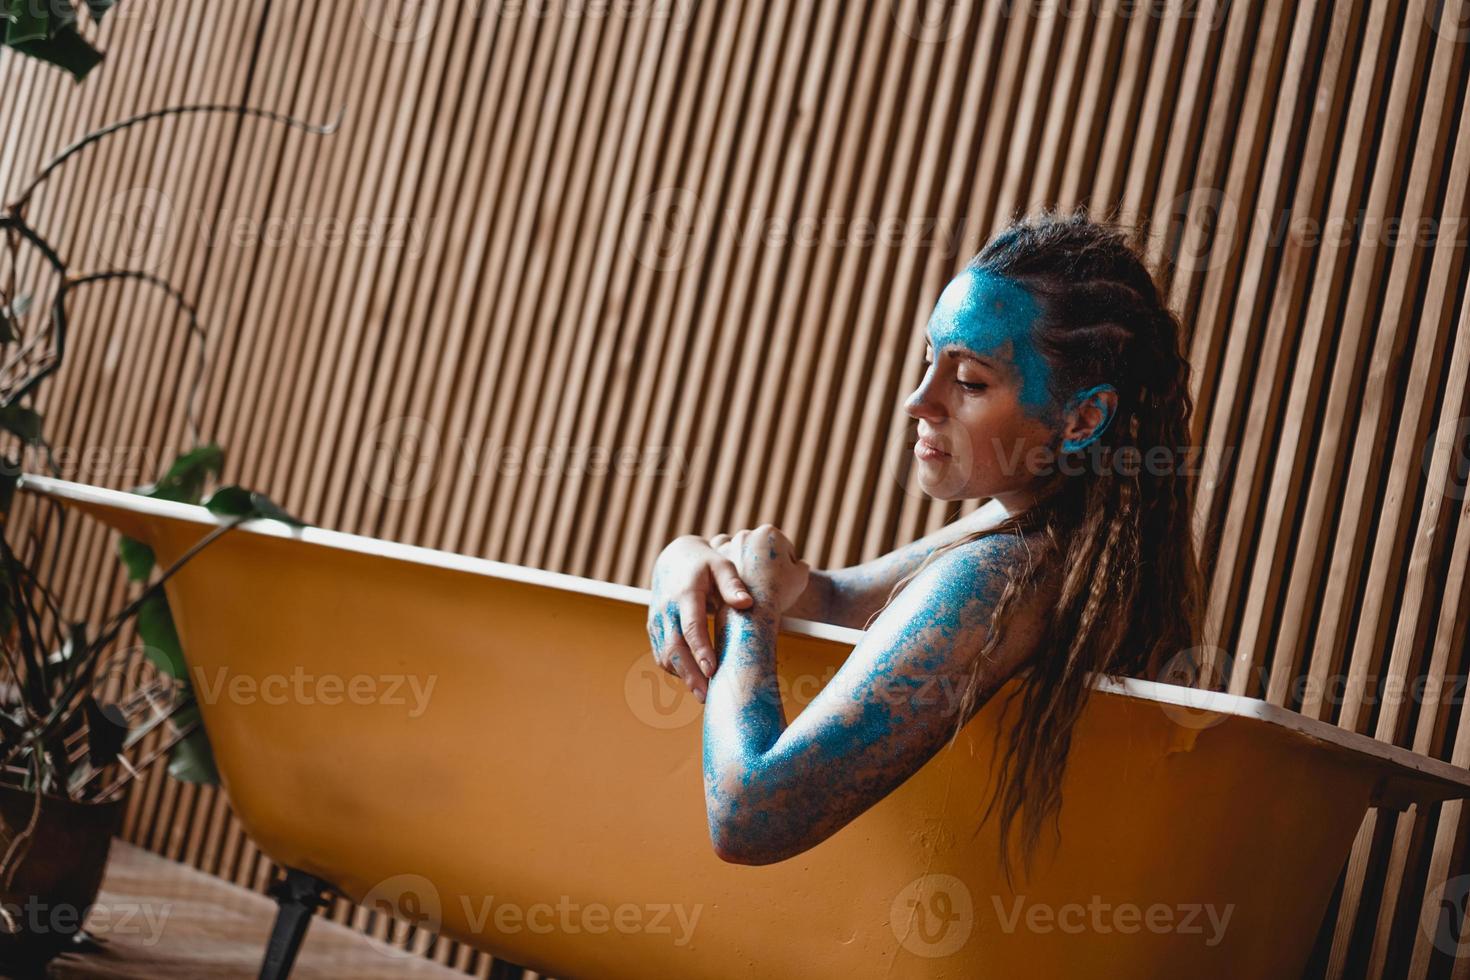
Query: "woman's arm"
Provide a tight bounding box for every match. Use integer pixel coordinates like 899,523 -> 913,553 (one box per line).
703,530 -> 1038,865
784,497 -> 1011,629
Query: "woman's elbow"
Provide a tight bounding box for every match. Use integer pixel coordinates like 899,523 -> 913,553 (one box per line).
707,812 -> 768,865
708,829 -> 787,866
710,835 -> 773,866
705,803 -> 812,865
705,801 -> 787,865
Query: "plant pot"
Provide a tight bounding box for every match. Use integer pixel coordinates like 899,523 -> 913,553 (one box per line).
0,784 -> 126,970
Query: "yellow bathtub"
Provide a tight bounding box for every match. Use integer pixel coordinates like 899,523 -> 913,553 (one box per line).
21,474 -> 1470,979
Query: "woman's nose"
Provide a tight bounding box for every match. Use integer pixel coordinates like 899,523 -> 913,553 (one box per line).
904,371 -> 944,422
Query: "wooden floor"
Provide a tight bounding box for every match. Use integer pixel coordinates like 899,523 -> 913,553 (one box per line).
34,843 -> 473,980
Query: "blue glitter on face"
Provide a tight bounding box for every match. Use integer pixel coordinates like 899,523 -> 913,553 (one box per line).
926,267 -> 1054,418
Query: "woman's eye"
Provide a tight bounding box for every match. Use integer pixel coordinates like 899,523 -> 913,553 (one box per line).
958,380 -> 988,391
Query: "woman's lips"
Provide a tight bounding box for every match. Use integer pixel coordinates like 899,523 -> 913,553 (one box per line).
914,438 -> 951,461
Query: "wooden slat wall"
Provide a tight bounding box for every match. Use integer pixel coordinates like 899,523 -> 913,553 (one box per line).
2,1 -> 1469,976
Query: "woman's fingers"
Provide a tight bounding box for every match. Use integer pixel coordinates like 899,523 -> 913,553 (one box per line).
711,557 -> 752,608
666,644 -> 708,702
653,602 -> 709,699
680,592 -> 717,678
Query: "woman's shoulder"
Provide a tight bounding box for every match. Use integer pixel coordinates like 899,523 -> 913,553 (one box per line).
937,529 -> 1059,646
876,530 -> 1054,703
898,529 -> 1056,624
943,526 -> 1050,581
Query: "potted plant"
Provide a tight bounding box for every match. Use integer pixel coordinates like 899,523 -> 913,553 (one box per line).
0,10 -> 333,963
0,437 -> 292,968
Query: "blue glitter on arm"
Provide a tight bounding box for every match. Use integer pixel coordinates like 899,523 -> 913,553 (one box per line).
795,499 -> 1011,629
701,534 -> 1033,864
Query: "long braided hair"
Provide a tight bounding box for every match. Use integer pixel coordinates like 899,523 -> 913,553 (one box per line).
883,206 -> 1205,889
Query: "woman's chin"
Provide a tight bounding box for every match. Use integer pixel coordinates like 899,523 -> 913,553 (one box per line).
915,467 -> 969,500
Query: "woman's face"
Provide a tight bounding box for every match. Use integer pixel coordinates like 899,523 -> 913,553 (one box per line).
903,266 -> 1067,507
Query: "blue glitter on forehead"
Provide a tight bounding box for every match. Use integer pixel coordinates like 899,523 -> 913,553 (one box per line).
926,266 -> 1054,415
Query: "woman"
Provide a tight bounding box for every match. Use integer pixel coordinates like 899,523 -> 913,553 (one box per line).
646,208 -> 1204,887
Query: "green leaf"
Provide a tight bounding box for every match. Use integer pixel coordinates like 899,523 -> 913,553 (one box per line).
201,485 -> 249,516
0,292 -> 30,341
0,458 -> 18,516
121,444 -> 220,584
0,403 -> 42,443
4,0 -> 50,45
134,443 -> 224,504
166,703 -> 218,784
48,0 -> 79,27
6,20 -> 102,81
117,535 -> 155,582
204,485 -> 306,526
134,590 -> 185,679
82,696 -> 127,768
0,293 -> 25,343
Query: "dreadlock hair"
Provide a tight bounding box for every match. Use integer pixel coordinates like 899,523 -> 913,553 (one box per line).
879,205 -> 1205,891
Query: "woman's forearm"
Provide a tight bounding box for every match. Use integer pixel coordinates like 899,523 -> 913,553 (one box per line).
784,566 -> 904,630
783,568 -> 836,623
703,602 -> 787,859
782,499 -> 1011,630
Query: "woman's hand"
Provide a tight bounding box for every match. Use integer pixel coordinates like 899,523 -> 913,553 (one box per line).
715,524 -> 811,615
648,535 -> 754,701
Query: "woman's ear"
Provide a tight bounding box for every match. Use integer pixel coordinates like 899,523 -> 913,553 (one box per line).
1060,384 -> 1118,452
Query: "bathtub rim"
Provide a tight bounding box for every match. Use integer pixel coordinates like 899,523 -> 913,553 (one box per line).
19,471 -> 1470,802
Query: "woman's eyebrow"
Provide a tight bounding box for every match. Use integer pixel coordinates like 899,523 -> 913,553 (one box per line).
917,334 -> 999,370
937,345 -> 999,369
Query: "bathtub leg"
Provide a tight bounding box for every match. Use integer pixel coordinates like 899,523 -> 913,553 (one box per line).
258,867 -> 331,980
